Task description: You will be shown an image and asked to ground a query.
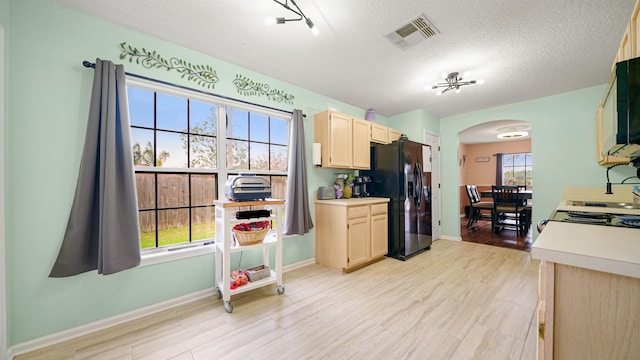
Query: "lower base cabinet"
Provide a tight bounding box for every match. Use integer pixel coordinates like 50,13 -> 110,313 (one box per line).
315,198 -> 389,273
537,260 -> 640,359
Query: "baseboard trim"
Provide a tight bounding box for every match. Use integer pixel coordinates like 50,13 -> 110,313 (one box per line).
440,235 -> 462,241
9,259 -> 316,358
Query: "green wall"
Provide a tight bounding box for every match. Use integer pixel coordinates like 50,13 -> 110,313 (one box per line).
437,85 -> 637,239
5,0 -> 638,349
388,86 -> 638,241
4,0 -> 371,345
383,109 -> 440,141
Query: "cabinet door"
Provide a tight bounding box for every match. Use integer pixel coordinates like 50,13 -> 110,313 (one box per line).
329,113 -> 353,168
370,212 -> 388,259
597,102 -> 630,165
619,24 -> 632,62
389,128 -> 402,142
633,3 -> 640,58
347,216 -> 370,268
370,123 -> 389,144
352,118 -> 371,169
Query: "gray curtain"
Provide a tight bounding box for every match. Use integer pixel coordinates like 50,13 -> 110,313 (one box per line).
49,58 -> 141,277
495,153 -> 503,185
283,109 -> 314,235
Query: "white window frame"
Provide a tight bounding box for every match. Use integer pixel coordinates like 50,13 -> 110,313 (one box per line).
125,77 -> 291,266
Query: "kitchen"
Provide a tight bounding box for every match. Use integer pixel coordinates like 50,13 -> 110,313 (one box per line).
3,0 -> 640,359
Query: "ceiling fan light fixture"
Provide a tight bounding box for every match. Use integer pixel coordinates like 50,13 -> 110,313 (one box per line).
267,0 -> 318,36
497,131 -> 528,139
432,71 -> 483,95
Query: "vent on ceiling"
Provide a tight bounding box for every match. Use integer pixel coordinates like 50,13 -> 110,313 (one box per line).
386,14 -> 440,50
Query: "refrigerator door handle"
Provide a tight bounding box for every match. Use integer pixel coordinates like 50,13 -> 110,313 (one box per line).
414,163 -> 423,207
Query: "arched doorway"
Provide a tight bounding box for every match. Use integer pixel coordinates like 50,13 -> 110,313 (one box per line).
458,120 -> 533,251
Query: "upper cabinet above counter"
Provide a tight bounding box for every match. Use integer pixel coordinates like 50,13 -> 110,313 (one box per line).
597,0 -> 640,166
370,122 -> 402,145
313,110 -> 402,170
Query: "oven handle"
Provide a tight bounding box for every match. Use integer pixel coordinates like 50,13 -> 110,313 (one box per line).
537,219 -> 549,233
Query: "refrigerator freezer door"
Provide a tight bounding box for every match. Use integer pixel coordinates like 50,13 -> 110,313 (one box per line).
360,139 -> 432,260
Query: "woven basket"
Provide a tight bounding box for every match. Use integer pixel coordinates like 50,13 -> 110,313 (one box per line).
232,227 -> 269,246
246,265 -> 271,282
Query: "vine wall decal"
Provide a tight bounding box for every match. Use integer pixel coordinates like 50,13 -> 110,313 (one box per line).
119,42 -> 219,89
233,74 -> 295,104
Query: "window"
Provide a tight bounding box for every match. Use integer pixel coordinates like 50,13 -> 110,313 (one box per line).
501,152 -> 532,189
225,108 -> 288,199
127,78 -> 289,251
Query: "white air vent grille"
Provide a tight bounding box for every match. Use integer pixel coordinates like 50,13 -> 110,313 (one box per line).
386,14 -> 440,50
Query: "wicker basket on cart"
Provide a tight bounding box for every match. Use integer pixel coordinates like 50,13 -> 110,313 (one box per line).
232,221 -> 270,246
246,265 -> 271,282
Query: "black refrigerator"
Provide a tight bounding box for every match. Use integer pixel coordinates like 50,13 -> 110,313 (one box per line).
361,138 -> 432,260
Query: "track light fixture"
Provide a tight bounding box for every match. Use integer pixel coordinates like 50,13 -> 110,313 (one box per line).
265,0 -> 319,37
432,72 -> 484,95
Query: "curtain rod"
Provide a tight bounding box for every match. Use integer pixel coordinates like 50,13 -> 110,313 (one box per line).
82,61 -> 305,117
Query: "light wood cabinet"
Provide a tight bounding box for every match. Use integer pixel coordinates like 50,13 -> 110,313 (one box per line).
537,260 -> 640,359
599,0 -> 639,165
346,206 -> 371,268
632,2 -> 640,58
597,96 -> 629,165
352,117 -> 371,169
314,110 -> 370,169
613,0 -> 640,65
370,122 -> 402,144
315,199 -> 389,273
617,24 -> 632,63
389,128 -> 402,142
370,122 -> 389,144
370,203 -> 388,259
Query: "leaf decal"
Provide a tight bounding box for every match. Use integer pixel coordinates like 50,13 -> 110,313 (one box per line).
233,74 -> 295,104
120,42 -> 219,89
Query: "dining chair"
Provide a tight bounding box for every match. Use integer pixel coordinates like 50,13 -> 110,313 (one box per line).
491,185 -> 528,236
465,185 -> 494,229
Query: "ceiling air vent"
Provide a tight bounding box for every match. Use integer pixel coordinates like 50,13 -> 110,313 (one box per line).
386,14 -> 440,50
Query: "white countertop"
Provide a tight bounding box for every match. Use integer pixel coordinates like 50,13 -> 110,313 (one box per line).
314,197 -> 389,205
532,198 -> 640,279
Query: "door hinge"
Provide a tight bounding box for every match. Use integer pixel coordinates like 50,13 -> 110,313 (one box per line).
538,322 -> 545,340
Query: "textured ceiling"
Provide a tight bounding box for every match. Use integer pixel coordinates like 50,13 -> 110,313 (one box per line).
56,0 -> 636,131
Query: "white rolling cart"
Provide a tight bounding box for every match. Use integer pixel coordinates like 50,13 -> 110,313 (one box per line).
214,199 -> 285,313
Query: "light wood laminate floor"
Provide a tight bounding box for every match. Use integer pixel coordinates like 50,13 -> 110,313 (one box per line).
15,240 -> 540,360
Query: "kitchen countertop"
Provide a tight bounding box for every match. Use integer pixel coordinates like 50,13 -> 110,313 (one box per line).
532,196 -> 640,279
314,197 -> 389,205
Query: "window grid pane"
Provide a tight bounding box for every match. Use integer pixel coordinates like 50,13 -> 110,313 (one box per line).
502,152 -> 532,188
128,84 -> 222,250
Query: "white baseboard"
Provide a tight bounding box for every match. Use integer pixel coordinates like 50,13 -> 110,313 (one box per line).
9,288 -> 215,358
439,235 -> 462,241
9,258 -> 316,358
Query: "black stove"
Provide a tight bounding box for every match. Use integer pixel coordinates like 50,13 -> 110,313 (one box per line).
549,210 -> 640,229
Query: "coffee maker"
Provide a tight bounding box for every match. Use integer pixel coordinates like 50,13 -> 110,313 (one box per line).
352,176 -> 372,197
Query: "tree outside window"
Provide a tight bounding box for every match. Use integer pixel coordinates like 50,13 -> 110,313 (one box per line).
502,152 -> 532,189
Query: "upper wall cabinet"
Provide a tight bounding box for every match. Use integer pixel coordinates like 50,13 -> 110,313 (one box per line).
370,123 -> 389,144
597,98 -> 630,165
599,0 -> 639,165
614,0 -> 640,65
314,110 -> 371,169
370,122 -> 403,144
